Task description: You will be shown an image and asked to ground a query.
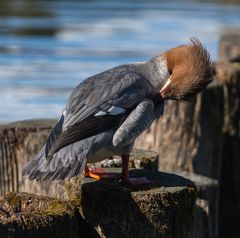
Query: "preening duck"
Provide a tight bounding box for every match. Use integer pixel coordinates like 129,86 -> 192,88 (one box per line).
23,38 -> 212,185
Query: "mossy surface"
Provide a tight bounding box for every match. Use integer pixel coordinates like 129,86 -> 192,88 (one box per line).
0,170 -> 197,238
0,192 -> 81,237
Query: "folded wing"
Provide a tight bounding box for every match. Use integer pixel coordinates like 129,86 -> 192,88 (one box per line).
45,68 -> 151,159
113,99 -> 156,147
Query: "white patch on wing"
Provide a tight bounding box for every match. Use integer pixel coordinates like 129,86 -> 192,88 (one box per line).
107,106 -> 125,115
94,106 -> 125,117
94,111 -> 107,116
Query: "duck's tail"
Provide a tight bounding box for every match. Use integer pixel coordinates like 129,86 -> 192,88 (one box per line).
22,143 -> 87,181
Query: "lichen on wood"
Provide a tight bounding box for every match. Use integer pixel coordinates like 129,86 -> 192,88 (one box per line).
0,192 -> 81,238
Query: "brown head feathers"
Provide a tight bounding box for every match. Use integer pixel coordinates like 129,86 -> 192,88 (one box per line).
161,38 -> 212,100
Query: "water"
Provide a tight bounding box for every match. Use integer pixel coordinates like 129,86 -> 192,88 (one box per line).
0,0 -> 240,123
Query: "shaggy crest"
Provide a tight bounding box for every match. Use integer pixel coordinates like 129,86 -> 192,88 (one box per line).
163,38 -> 212,100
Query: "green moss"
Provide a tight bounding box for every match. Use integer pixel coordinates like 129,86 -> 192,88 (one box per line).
46,200 -> 71,215
4,192 -> 22,213
64,177 -> 82,201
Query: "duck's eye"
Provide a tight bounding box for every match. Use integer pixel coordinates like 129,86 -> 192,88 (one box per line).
171,85 -> 176,90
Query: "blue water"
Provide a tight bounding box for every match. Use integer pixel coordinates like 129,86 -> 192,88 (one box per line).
0,0 -> 240,123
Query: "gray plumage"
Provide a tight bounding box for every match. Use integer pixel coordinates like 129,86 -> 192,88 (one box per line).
113,99 -> 155,147
23,39 -> 212,181
22,59 -> 168,181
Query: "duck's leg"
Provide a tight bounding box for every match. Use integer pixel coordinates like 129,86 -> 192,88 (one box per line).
120,154 -> 153,185
84,165 -> 119,180
120,154 -> 130,183
84,155 -> 154,185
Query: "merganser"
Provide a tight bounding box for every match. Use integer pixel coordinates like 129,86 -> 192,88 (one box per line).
22,38 -> 212,185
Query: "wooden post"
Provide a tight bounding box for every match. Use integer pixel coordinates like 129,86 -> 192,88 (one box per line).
175,171 -> 219,238
218,28 -> 240,62
134,61 -> 240,238
0,191 -> 99,238
0,170 -> 197,238
0,119 -> 65,198
217,30 -> 240,238
80,169 -> 197,238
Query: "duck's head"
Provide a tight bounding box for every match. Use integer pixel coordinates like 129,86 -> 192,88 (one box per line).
158,38 -> 212,101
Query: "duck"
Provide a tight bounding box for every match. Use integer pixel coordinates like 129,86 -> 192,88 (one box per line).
22,38 -> 212,185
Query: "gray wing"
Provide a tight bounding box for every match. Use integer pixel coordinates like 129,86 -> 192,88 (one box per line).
45,67 -> 152,159
112,99 -> 155,147
63,67 -> 151,128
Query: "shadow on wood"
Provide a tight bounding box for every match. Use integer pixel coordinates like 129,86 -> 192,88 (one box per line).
80,169 -> 196,238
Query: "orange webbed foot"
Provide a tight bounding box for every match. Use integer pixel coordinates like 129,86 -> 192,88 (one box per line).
85,166 -> 119,180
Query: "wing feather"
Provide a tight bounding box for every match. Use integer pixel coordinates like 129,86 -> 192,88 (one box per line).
45,67 -> 151,159
45,114 -> 64,157
47,114 -> 127,159
113,100 -> 157,147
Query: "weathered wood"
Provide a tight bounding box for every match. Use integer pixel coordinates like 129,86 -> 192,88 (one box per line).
217,31 -> 240,238
174,171 -> 219,238
216,64 -> 240,238
194,199 -> 211,238
80,169 -> 197,238
218,28 -> 240,62
0,119 -> 64,198
92,149 -> 159,171
65,171 -> 219,238
0,192 -> 96,238
0,171 -> 197,238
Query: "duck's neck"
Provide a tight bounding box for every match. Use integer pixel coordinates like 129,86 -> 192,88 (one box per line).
132,55 -> 170,90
